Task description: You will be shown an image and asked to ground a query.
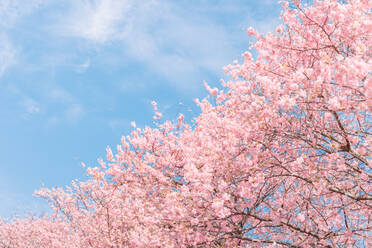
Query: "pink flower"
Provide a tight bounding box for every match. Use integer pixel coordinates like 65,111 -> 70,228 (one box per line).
247,27 -> 256,36
276,25 -> 283,33
151,101 -> 158,111
210,88 -> 218,96
328,97 -> 340,110
106,146 -> 114,161
282,1 -> 289,9
212,199 -> 224,211
297,213 -> 305,222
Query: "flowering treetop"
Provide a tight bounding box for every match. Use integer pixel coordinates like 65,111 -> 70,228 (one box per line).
1,0 -> 371,247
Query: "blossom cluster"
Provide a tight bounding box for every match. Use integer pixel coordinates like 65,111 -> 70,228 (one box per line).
1,0 -> 371,247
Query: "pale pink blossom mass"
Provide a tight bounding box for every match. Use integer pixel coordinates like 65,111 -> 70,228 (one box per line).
0,0 -> 371,247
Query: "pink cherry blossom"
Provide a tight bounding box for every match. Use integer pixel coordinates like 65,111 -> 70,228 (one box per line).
1,1 -> 371,247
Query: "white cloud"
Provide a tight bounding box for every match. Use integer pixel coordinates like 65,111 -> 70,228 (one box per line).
115,1 -> 240,89
75,59 -> 90,73
0,34 -> 16,76
49,87 -> 75,103
0,0 -> 46,28
65,103 -> 85,122
50,0 -> 281,90
21,97 -> 40,114
0,0 -> 47,76
46,87 -> 85,124
4,86 -> 41,116
51,0 -> 239,89
58,0 -> 131,43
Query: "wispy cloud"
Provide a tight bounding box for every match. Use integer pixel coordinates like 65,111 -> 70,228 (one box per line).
21,97 -> 40,114
48,0 -> 250,89
0,0 -> 46,29
36,0 -> 281,91
0,0 -> 48,76
56,0 -> 131,43
65,103 -> 85,122
75,59 -> 90,73
49,87 -> 75,102
46,87 -> 85,124
0,34 -> 16,76
4,85 -> 41,118
118,1 -> 242,89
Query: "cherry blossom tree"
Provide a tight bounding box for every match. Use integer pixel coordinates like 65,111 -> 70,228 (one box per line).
1,0 -> 371,247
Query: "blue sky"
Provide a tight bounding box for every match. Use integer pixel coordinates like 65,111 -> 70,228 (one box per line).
0,0 -> 281,217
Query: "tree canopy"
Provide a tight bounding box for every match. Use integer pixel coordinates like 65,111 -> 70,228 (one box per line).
1,0 -> 371,247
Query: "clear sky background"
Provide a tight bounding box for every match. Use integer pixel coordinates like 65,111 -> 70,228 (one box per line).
0,0 -> 282,218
